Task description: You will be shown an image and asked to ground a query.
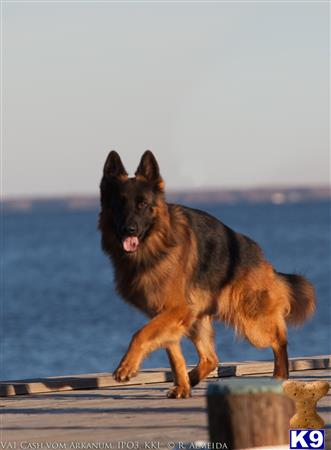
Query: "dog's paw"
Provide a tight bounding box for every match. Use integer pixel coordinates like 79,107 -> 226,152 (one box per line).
167,385 -> 191,399
113,362 -> 138,382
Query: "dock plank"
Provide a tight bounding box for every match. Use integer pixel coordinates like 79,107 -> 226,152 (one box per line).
1,355 -> 330,397
0,357 -> 330,447
0,368 -> 330,447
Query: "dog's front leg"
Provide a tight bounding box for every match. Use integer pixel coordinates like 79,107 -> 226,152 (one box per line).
166,342 -> 191,398
113,306 -> 192,382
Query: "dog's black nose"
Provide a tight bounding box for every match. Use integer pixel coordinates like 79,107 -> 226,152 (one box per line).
125,224 -> 137,236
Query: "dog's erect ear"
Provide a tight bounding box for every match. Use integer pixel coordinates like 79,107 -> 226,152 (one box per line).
135,150 -> 164,190
103,151 -> 128,179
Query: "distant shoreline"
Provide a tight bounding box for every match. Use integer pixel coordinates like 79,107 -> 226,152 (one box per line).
2,186 -> 330,212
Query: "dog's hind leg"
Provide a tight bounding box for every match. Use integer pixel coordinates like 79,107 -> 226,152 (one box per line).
271,331 -> 289,379
166,342 -> 191,398
188,316 -> 218,387
244,317 -> 289,379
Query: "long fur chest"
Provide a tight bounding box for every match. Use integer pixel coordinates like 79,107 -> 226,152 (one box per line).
113,254 -> 181,317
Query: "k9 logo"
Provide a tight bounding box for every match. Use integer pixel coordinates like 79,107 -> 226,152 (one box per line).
290,430 -> 325,449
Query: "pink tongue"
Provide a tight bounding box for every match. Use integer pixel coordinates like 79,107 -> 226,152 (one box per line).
122,236 -> 139,252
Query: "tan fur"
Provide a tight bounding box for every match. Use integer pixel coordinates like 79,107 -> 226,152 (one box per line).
188,317 -> 218,387
216,262 -> 291,347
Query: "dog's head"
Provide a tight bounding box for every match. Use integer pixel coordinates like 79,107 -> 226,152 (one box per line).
100,151 -> 165,253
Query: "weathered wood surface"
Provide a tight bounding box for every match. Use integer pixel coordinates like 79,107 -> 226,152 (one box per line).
207,378 -> 295,448
0,365 -> 330,448
1,355 -> 330,397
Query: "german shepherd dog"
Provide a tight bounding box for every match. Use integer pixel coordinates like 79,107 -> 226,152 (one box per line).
99,150 -> 316,398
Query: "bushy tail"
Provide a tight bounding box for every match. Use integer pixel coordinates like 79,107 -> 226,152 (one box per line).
278,272 -> 316,325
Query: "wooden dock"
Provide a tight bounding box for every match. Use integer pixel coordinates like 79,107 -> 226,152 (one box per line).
1,355 -> 330,448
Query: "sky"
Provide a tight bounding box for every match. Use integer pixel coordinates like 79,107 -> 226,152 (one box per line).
2,1 -> 329,198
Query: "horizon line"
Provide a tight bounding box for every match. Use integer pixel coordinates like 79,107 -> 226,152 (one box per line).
2,183 -> 330,202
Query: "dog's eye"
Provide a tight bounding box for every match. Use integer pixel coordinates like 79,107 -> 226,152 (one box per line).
137,201 -> 147,209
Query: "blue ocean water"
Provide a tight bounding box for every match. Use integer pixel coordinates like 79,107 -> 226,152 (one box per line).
2,201 -> 330,380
